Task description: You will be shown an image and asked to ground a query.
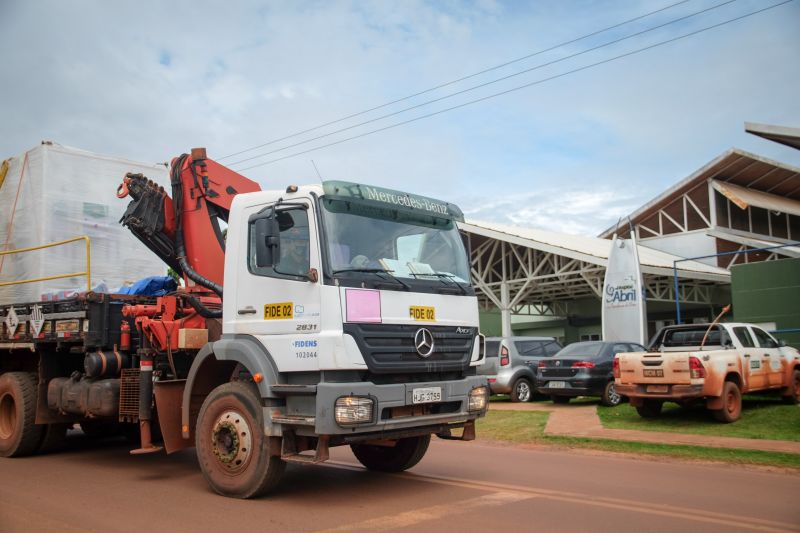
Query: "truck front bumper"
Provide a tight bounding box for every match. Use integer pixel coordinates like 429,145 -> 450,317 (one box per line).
616,383 -> 704,400
308,375 -> 489,437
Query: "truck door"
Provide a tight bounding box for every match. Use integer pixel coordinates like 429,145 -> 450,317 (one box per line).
751,327 -> 784,387
231,199 -> 322,371
731,326 -> 763,390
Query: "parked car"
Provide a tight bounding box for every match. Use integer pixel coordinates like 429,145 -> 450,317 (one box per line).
478,336 -> 563,402
536,341 -> 645,406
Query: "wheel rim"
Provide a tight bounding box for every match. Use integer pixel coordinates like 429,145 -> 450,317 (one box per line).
210,410 -> 253,474
0,393 -> 15,440
607,383 -> 621,405
516,381 -> 531,402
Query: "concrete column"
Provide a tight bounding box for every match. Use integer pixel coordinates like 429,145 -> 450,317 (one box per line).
500,281 -> 512,338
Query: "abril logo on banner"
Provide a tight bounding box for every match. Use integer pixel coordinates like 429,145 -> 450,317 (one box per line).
602,235 -> 647,345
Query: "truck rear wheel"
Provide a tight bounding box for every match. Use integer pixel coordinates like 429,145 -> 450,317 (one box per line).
196,382 -> 285,499
0,372 -> 44,457
712,381 -> 742,423
351,434 -> 431,472
37,423 -> 69,454
635,399 -> 663,418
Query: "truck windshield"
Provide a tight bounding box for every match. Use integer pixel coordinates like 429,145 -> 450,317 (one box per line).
320,197 -> 471,290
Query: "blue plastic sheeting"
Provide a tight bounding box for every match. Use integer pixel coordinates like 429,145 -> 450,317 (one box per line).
116,276 -> 177,296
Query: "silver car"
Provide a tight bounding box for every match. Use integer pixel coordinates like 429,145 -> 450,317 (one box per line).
478,336 -> 563,402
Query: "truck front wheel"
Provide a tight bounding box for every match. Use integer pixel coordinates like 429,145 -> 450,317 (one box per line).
0,372 -> 44,457
712,381 -> 742,423
351,434 -> 431,472
635,399 -> 663,418
196,382 -> 285,498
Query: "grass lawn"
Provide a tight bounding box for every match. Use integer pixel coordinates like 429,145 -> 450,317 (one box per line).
476,409 -> 800,469
597,396 -> 800,441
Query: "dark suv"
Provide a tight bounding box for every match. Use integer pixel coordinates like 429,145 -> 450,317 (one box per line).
536,341 -> 644,406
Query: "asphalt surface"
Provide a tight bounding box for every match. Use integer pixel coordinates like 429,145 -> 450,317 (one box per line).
1,432 -> 798,533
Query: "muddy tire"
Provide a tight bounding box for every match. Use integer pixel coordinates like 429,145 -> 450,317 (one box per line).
712,381 -> 742,423
196,382 -> 285,499
635,399 -> 663,418
0,372 -> 44,457
351,434 -> 431,472
510,378 -> 533,403
600,381 -> 622,407
551,395 -> 570,404
782,370 -> 800,405
37,423 -> 69,454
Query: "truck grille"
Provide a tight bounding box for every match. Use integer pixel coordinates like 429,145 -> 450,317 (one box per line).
343,324 -> 476,374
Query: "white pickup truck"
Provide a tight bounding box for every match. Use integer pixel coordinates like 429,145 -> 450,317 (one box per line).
615,323 -> 800,422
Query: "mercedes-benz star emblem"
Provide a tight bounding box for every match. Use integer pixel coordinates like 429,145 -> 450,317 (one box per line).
414,328 -> 435,358
555,360 -> 561,367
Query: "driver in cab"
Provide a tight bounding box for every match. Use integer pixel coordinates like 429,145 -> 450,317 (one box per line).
278,224 -> 310,276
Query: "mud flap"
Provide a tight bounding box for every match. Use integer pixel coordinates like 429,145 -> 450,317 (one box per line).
154,379 -> 190,454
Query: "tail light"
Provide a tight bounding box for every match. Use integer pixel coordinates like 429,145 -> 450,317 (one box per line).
689,356 -> 706,379
538,361 -> 547,368
499,345 -> 509,366
571,361 -> 595,368
613,357 -> 620,379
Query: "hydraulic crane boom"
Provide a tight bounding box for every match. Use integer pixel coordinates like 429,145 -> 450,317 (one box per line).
117,148 -> 261,295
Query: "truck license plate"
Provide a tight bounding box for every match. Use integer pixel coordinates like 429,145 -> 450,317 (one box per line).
412,387 -> 441,404
646,385 -> 669,393
548,381 -> 566,389
643,369 -> 664,377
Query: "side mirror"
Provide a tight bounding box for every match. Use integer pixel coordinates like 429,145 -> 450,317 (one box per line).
254,216 -> 281,267
778,339 -> 787,347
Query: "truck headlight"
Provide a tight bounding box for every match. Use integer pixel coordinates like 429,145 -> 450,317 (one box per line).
335,396 -> 374,426
468,386 -> 489,412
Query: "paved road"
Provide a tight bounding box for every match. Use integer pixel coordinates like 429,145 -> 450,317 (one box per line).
1,433 -> 798,532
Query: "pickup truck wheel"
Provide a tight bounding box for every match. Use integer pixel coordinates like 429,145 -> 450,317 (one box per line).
712,381 -> 742,423
635,399 -> 663,418
782,370 -> 800,405
551,396 -> 570,404
0,372 -> 44,457
510,378 -> 533,403
600,381 -> 622,407
351,434 -> 431,472
196,382 -> 286,498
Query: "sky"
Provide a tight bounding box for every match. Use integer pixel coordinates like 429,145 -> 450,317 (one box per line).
1,0 -> 798,237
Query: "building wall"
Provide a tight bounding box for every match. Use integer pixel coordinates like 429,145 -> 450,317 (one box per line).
731,257 -> 800,348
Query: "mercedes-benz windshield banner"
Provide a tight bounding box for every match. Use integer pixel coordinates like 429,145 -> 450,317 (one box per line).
601,233 -> 647,345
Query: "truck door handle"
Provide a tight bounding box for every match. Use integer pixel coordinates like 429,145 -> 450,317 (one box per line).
744,354 -> 750,358
238,307 -> 257,315
763,354 -> 771,357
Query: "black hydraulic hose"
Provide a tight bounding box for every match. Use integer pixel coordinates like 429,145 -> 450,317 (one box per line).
170,154 -> 224,298
183,294 -> 223,319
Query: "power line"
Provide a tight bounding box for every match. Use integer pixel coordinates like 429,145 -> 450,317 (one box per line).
218,0 -> 693,161
237,0 -> 792,172
228,0 -> 740,168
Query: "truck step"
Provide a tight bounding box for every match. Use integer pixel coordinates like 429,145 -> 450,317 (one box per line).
270,384 -> 317,395
272,414 -> 316,426
280,433 -> 329,464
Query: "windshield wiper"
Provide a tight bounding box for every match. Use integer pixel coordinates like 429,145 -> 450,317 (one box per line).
332,268 -> 411,291
409,272 -> 468,295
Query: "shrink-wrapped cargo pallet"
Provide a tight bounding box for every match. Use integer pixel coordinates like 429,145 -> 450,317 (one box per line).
0,142 -> 169,304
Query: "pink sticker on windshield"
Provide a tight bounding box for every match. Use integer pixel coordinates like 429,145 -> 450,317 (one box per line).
345,288 -> 382,323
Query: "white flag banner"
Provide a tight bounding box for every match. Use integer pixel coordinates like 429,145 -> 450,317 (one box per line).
602,233 -> 647,345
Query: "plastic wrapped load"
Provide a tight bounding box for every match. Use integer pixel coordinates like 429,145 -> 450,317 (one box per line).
0,142 -> 170,304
